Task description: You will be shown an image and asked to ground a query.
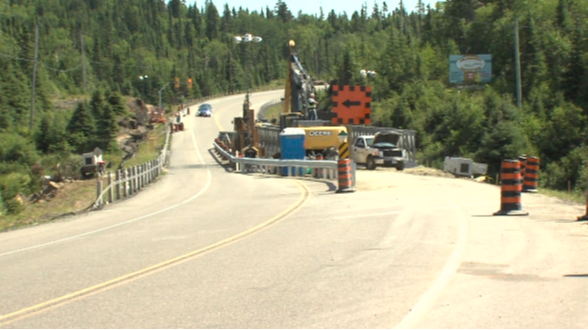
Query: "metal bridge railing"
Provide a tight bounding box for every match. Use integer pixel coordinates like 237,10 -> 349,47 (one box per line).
212,140 -> 345,181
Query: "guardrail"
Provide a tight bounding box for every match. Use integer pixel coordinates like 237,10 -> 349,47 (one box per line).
212,140 -> 356,186
93,125 -> 172,209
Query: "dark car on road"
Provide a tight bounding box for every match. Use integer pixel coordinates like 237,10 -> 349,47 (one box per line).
197,103 -> 212,117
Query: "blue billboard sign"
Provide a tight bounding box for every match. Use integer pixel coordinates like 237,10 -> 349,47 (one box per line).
449,54 -> 492,84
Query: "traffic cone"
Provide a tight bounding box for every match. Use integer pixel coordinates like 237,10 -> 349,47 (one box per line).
494,159 -> 528,216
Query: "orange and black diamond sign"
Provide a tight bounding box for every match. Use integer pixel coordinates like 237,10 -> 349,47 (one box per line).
331,85 -> 371,125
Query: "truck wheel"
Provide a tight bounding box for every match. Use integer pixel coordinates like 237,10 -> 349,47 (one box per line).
366,156 -> 376,170
396,163 -> 405,171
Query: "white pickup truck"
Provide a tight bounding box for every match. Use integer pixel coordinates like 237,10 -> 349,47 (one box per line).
351,131 -> 407,170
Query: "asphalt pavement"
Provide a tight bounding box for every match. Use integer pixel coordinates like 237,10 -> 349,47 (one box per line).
0,90 -> 587,328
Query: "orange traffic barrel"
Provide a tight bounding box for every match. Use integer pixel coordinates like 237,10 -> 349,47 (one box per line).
493,159 -> 528,216
522,156 -> 539,193
336,158 -> 355,193
518,154 -> 526,181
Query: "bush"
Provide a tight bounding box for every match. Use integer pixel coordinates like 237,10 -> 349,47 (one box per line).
56,155 -> 84,180
542,145 -> 588,192
0,194 -> 6,218
0,172 -> 31,200
0,133 -> 39,166
4,198 -> 24,215
0,173 -> 30,215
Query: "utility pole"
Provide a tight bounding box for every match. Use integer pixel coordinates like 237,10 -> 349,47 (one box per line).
229,50 -> 233,94
158,81 -> 171,110
29,24 -> 39,132
514,18 -> 522,109
81,33 -> 86,93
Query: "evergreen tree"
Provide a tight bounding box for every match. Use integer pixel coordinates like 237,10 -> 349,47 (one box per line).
107,90 -> 126,115
90,90 -> 106,120
67,101 -> 96,153
275,0 -> 293,23
96,103 -> 118,151
205,1 -> 220,40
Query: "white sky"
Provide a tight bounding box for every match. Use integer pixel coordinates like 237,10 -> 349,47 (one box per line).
187,0 -> 440,16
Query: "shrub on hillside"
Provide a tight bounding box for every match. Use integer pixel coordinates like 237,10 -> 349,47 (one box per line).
0,172 -> 31,215
0,133 -> 39,166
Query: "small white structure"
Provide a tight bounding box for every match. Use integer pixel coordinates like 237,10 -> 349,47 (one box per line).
81,147 -> 104,176
444,156 -> 488,177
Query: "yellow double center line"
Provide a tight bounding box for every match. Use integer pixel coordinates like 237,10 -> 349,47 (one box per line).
0,180 -> 311,326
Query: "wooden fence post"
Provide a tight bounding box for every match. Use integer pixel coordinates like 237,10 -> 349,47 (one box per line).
128,168 -> 133,196
96,178 -> 103,206
116,170 -> 121,200
108,172 -> 113,204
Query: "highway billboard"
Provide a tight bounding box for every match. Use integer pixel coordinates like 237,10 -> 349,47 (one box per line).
449,54 -> 492,84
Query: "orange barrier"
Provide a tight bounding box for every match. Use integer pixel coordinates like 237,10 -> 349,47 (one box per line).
518,154 -> 526,181
522,156 -> 539,193
336,158 -> 355,193
494,159 -> 528,216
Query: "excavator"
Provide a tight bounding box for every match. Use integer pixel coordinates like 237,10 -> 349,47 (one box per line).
226,39 -> 346,160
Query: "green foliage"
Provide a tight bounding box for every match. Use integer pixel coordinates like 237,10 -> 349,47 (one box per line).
39,154 -> 84,181
0,0 -> 587,207
0,194 -> 6,218
0,172 -> 31,215
66,101 -> 96,153
107,91 -> 126,115
35,113 -> 71,155
543,145 -> 588,192
474,121 -> 531,175
0,133 -> 39,166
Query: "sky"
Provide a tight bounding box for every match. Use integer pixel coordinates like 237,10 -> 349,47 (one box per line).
187,0 -> 440,17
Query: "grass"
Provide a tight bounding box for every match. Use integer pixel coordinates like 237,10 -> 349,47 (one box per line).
0,123 -> 170,232
483,178 -> 585,205
264,102 -> 284,122
538,187 -> 585,205
124,123 -> 169,168
0,180 -> 96,232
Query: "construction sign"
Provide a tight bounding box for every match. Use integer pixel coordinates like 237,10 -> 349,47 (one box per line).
339,141 -> 349,159
331,85 -> 371,125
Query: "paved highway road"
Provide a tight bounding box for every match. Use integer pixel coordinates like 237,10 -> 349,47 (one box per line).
1,90 -> 587,328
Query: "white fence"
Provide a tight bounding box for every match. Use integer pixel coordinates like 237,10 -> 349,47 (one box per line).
93,125 -> 171,208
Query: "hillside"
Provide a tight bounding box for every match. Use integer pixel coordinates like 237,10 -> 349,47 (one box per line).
2,0 -> 588,221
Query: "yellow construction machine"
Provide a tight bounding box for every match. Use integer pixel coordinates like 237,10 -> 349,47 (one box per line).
226,39 -> 346,159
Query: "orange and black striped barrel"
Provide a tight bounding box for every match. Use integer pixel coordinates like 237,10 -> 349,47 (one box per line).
494,159 -> 528,216
523,156 -> 539,192
518,155 -> 526,181
336,158 -> 355,193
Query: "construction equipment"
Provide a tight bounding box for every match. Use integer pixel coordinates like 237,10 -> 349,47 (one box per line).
224,39 -> 346,160
149,107 -> 166,124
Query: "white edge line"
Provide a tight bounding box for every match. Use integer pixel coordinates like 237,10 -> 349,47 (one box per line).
0,116 -> 211,258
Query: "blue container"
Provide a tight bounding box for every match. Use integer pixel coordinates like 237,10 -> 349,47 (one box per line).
280,128 -> 306,176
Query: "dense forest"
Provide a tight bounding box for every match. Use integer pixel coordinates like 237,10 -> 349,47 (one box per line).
1,0 -> 588,216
